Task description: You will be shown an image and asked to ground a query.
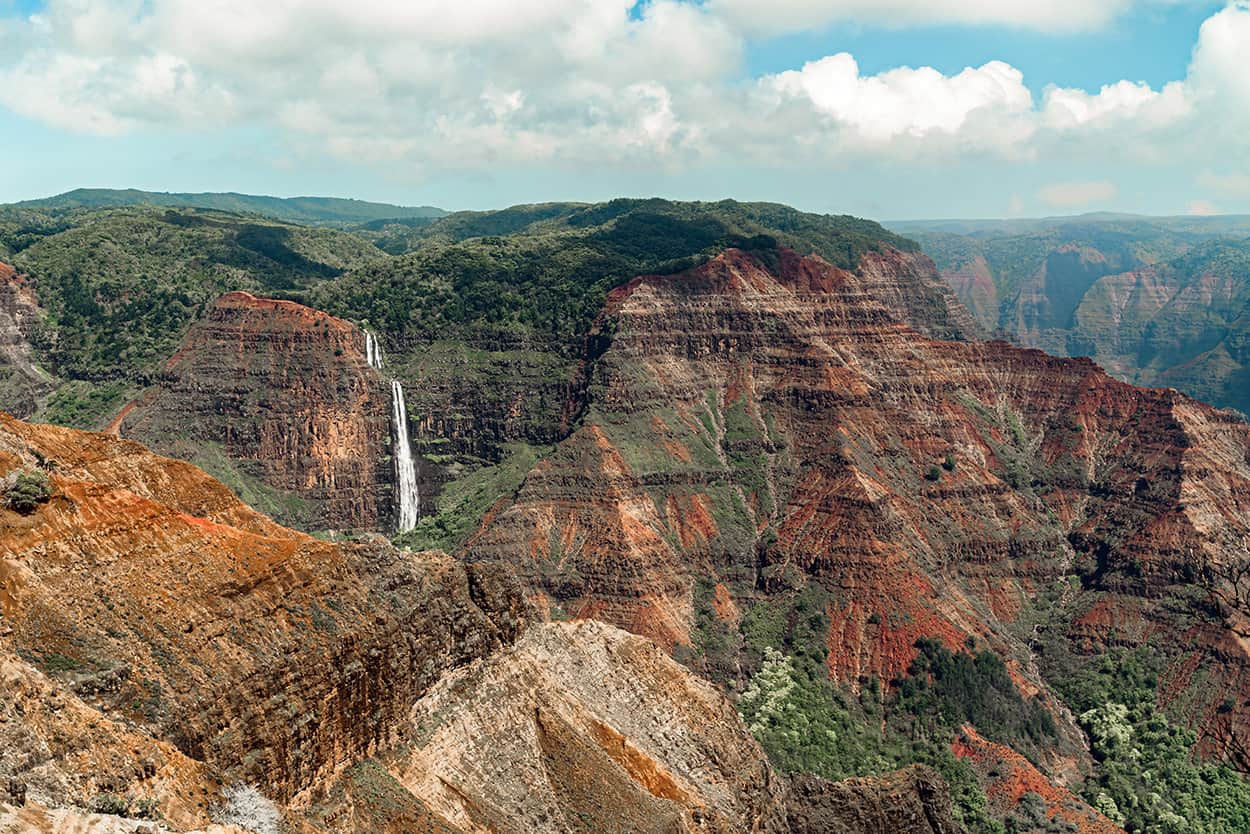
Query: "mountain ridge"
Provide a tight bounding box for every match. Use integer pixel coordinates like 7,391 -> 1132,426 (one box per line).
12,188 -> 446,226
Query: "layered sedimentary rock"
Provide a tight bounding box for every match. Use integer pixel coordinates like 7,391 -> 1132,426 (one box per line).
392,619 -> 788,833
379,619 -> 961,834
920,226 -> 1250,416
0,413 -> 526,817
115,291 -> 394,530
463,246 -> 1250,770
1071,254 -> 1250,414
0,263 -> 56,420
1,412 -> 963,833
785,767 -> 964,834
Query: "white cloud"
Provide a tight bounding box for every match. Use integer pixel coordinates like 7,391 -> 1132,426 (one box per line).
1042,80 -> 1191,131
1188,199 -> 1221,215
1038,180 -> 1118,208
764,55 -> 1033,146
1199,170 -> 1250,195
0,0 -> 730,168
709,0 -> 1141,35
0,0 -> 1246,190
1189,0 -> 1250,111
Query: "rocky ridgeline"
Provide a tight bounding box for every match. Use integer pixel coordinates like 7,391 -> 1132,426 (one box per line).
460,246 -> 1250,780
0,413 -> 959,832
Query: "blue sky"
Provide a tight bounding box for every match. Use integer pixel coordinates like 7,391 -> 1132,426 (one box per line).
1,1 -> 1247,218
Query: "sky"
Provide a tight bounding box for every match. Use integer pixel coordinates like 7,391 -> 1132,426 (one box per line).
1,0 -> 1248,219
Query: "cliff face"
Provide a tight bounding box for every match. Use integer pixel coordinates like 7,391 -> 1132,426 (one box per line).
0,412 -> 963,833
378,620 -> 962,834
0,412 -> 526,816
0,263 -> 56,420
462,246 -> 1250,770
915,225 -> 1250,416
390,619 -> 790,833
115,291 -> 395,530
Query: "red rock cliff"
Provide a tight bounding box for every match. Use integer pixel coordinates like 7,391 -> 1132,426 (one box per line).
463,245 -> 1250,771
0,412 -> 527,813
115,291 -> 394,531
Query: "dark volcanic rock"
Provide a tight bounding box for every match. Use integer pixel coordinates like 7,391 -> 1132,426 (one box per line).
786,767 -> 964,834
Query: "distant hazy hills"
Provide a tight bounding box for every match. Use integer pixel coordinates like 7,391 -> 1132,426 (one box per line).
891,214 -> 1250,415
12,188 -> 446,226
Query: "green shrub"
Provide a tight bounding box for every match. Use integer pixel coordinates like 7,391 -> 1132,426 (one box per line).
1051,647 -> 1250,834
4,469 -> 51,514
89,793 -> 130,815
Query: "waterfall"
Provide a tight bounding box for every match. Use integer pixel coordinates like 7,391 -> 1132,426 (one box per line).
364,330 -> 383,370
390,380 -> 420,533
365,329 -> 419,533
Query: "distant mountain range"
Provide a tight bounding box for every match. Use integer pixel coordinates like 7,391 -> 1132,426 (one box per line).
12,187 -> 446,226
891,214 -> 1250,415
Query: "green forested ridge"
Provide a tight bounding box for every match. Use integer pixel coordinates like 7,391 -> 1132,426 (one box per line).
16,188 -> 445,226
312,198 -> 917,356
0,197 -> 912,451
0,205 -> 386,426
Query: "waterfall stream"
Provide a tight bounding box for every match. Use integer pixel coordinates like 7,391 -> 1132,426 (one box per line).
390,379 -> 420,533
365,330 -> 419,533
365,330 -> 383,369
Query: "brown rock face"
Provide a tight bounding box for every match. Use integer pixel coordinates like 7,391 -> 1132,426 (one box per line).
0,263 -> 56,420
0,412 -> 963,833
116,291 -> 394,530
463,246 -> 1250,767
0,413 -> 526,813
786,767 -> 963,834
381,619 -> 962,834
392,620 -> 788,833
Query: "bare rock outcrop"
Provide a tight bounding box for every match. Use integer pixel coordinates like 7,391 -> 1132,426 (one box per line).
115,291 -> 393,530
0,263 -> 56,420
0,412 -> 527,815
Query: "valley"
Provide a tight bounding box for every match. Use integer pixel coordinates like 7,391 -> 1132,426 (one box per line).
3,192 -> 1250,833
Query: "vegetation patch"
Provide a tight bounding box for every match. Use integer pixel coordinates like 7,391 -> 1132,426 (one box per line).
396,441 -> 547,553
1049,647 -> 1250,833
3,468 -> 52,514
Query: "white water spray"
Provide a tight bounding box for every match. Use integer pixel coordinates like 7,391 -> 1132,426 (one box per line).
390,379 -> 420,533
365,329 -> 419,532
364,330 -> 383,369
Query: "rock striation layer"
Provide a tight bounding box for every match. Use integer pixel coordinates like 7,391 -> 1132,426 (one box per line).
380,619 -> 962,834
0,412 -> 526,817
0,263 -> 56,420
462,245 -> 1250,771
115,291 -> 394,530
0,412 -> 962,833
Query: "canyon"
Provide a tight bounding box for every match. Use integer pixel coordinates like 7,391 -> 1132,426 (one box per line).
899,216 -> 1250,416
0,411 -> 959,832
4,197 -> 1250,831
